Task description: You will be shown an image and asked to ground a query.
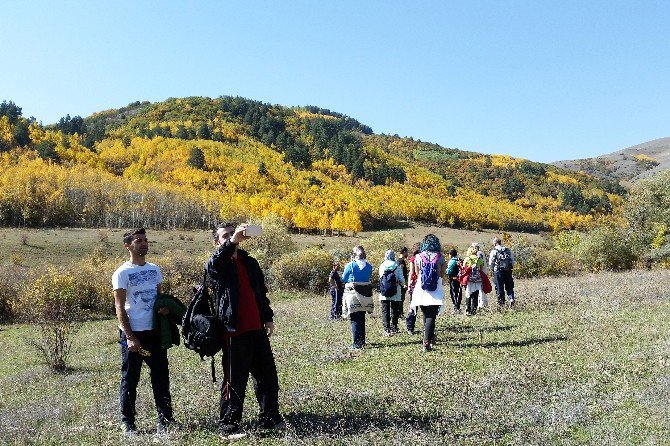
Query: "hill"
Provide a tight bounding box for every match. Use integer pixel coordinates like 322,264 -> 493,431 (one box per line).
552,137 -> 670,183
0,97 -> 625,232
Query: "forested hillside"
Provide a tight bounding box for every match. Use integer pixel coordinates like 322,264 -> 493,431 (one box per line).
0,97 -> 625,232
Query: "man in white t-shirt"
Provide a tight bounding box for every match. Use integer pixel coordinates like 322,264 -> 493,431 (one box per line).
112,228 -> 174,436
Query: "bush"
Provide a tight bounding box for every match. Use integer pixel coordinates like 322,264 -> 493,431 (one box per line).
0,265 -> 27,323
244,213 -> 296,272
576,226 -> 636,272
362,230 -> 405,269
271,247 -> 333,292
17,268 -> 86,373
509,235 -> 577,278
157,250 -> 209,303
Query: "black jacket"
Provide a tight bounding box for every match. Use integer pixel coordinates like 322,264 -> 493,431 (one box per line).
206,239 -> 274,332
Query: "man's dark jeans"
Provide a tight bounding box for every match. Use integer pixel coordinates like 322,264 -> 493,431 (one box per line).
349,311 -> 366,348
220,329 -> 281,427
119,330 -> 173,426
449,279 -> 462,310
330,287 -> 343,319
494,270 -> 515,305
380,300 -> 401,332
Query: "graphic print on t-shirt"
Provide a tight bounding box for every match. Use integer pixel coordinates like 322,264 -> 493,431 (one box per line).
132,288 -> 157,312
128,269 -> 159,287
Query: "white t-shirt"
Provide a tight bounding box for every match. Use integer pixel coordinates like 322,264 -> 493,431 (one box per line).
112,261 -> 163,331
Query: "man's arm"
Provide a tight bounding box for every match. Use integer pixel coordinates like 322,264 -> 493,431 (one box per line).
114,289 -> 142,352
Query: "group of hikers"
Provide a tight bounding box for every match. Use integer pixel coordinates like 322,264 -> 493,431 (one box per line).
110,225 -> 515,440
328,234 -> 516,352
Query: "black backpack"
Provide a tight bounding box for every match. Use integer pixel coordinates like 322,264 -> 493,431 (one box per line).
379,268 -> 398,297
495,248 -> 513,271
182,271 -> 222,380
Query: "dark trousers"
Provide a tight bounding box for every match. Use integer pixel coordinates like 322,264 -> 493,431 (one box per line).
466,290 -> 479,315
330,287 -> 343,319
119,330 -> 173,426
381,300 -> 401,332
494,270 -> 515,305
350,311 -> 366,348
220,329 -> 280,426
449,279 -> 462,310
420,305 -> 440,343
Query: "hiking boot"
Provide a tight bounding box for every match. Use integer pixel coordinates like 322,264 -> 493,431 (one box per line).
406,328 -> 414,335
509,299 -> 515,308
430,335 -> 437,347
220,423 -> 246,440
122,423 -> 138,436
423,340 -> 432,352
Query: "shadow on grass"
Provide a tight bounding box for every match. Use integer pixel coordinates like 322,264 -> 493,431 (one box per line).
457,334 -> 568,349
282,410 -> 439,438
441,324 -> 515,334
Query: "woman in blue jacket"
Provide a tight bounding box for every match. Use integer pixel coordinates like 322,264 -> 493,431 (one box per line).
342,245 -> 373,350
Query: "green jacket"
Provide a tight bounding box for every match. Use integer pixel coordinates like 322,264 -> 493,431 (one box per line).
153,293 -> 187,350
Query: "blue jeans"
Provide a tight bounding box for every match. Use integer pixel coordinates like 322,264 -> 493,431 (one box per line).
119,330 -> 173,426
350,311 -> 366,348
330,287 -> 343,319
494,270 -> 515,305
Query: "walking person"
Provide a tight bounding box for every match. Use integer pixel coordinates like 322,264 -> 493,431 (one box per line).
489,237 -> 516,307
462,245 -> 484,316
207,223 -> 284,439
378,250 -> 406,336
471,242 -> 489,308
397,247 -> 409,316
112,228 -> 175,436
409,234 -> 447,352
342,246 -> 374,351
446,249 -> 463,314
405,243 -> 421,334
328,262 -> 344,320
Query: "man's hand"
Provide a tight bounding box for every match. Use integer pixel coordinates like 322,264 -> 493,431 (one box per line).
230,224 -> 252,245
126,335 -> 142,353
265,321 -> 275,337
158,306 -> 169,315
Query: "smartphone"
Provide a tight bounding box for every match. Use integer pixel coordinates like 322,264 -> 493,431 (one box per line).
244,225 -> 263,237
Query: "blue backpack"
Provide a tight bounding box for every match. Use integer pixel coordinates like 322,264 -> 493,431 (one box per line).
419,252 -> 441,291
379,267 -> 398,297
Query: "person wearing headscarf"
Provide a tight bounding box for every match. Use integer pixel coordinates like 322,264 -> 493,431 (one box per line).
409,234 -> 447,352
342,245 -> 374,350
378,249 -> 406,336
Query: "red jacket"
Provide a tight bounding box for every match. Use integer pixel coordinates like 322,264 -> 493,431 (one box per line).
459,266 -> 493,294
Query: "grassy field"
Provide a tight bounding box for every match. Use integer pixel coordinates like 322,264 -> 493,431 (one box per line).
2,269 -> 670,445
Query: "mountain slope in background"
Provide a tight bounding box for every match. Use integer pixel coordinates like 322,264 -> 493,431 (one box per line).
0,96 -> 626,231
552,137 -> 670,183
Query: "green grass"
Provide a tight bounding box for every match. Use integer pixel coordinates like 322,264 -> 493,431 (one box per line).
2,270 -> 670,444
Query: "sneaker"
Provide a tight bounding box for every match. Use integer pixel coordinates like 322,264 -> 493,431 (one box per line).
509,299 -> 515,308
220,423 -> 246,440
406,328 -> 414,335
123,423 -> 138,436
349,344 -> 363,351
430,335 -> 437,347
259,418 -> 286,431
423,341 -> 432,352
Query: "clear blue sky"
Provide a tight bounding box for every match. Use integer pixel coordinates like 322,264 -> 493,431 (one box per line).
3,1 -> 669,162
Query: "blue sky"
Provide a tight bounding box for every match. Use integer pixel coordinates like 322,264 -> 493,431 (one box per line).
2,1 -> 669,162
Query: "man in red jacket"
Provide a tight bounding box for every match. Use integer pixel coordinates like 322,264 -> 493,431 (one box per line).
207,222 -> 284,439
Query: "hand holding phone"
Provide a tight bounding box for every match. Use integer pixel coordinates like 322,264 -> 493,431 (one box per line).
244,225 -> 262,237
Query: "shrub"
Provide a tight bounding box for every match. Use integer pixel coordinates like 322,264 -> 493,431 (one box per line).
0,265 -> 27,323
244,213 -> 296,273
576,226 -> 636,272
18,268 -> 86,373
362,230 -> 405,268
271,247 -> 333,292
157,250 -> 209,303
508,235 -> 577,278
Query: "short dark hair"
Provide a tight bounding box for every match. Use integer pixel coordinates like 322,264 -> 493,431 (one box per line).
400,247 -> 408,254
123,228 -> 146,244
212,222 -> 236,241
449,249 -> 458,257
